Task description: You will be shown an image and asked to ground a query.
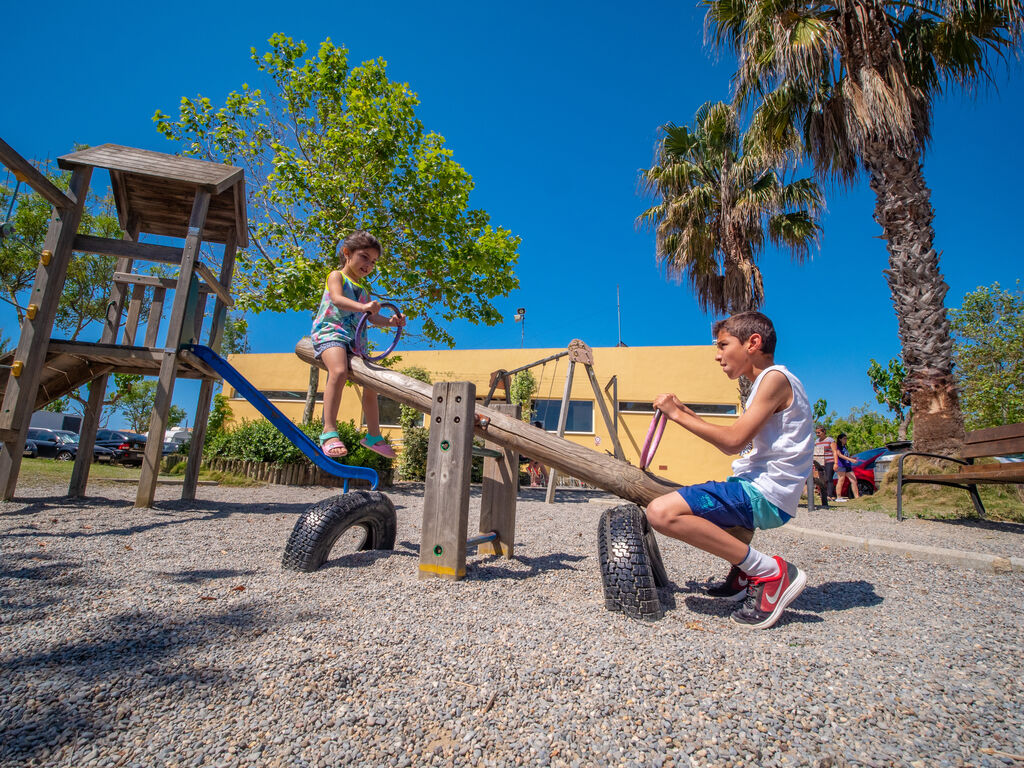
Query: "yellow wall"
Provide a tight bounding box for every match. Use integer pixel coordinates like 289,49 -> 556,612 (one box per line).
223,343 -> 742,486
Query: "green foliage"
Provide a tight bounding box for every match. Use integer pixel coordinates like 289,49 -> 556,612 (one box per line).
813,398 -> 828,422
204,416 -> 392,478
817,405 -> 902,452
220,312 -> 252,354
398,366 -> 431,429
509,370 -> 537,421
206,393 -> 233,438
154,34 -> 521,346
1,162 -> 124,339
43,397 -> 70,413
950,281 -> 1024,430
396,426 -> 429,481
867,358 -> 906,419
394,365 -> 432,480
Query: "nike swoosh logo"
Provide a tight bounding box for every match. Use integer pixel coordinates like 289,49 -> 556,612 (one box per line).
765,578 -> 786,605
737,576 -> 749,587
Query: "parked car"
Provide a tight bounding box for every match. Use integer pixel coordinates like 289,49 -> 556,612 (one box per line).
94,429 -> 147,466
836,441 -> 913,496
55,430 -> 116,463
23,439 -> 37,458
25,428 -> 114,463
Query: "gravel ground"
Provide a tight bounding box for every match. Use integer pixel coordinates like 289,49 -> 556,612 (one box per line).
2,480 -> 1023,768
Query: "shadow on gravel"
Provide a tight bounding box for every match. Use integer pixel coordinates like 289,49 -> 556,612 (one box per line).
1,497 -> 313,541
679,593 -> 825,626
1,552 -> 85,621
0,602 -> 272,766
925,517 -> 1024,536
160,568 -> 259,583
468,551 -> 588,580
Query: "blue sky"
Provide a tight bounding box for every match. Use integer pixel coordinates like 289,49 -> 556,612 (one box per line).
3,0 -> 1022,432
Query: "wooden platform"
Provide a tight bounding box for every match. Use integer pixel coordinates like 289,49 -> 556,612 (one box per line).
0,340 -> 220,411
58,144 -> 248,247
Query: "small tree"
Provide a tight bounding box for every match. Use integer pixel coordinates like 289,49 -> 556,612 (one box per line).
950,281 -> 1024,430
867,358 -> 911,441
508,370 -> 537,422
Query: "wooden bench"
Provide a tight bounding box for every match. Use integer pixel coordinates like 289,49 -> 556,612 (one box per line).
895,423 -> 1024,520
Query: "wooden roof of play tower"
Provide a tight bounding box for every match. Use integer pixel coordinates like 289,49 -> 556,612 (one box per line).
58,144 -> 249,246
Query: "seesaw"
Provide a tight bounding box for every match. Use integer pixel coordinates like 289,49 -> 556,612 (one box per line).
283,339 -> 753,620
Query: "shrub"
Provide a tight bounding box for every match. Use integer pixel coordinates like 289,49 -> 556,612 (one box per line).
397,426 -> 429,480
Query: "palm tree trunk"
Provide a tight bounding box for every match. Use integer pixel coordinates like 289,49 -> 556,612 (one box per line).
862,144 -> 965,455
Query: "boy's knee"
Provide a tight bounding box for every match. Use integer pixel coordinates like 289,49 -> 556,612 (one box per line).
645,493 -> 685,532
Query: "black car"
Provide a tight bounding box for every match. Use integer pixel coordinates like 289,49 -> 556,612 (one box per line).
23,439 -> 37,458
94,429 -> 147,466
25,427 -> 114,462
55,430 -> 116,463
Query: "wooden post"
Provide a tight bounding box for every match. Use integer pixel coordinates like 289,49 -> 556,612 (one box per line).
183,230 -> 237,501
136,189 -> 211,507
545,360 -> 576,503
478,403 -> 520,557
584,364 -> 624,460
144,286 -> 166,348
70,223 -> 138,498
0,167 -> 92,500
419,382 -> 475,580
122,283 -> 145,344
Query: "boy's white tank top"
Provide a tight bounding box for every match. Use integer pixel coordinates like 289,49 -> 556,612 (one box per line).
731,365 -> 814,515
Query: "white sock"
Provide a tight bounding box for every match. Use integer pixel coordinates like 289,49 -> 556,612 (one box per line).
738,546 -> 780,580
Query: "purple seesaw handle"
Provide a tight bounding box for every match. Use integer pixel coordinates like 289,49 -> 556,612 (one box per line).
640,411 -> 667,471
352,302 -> 403,362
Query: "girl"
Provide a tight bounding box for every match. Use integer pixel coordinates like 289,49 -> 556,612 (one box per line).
833,432 -> 860,500
311,231 -> 405,459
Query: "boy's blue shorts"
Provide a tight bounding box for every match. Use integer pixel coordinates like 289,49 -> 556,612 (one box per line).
676,480 -> 756,529
676,480 -> 792,530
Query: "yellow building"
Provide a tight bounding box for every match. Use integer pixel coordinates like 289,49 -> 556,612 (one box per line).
223,343 -> 742,486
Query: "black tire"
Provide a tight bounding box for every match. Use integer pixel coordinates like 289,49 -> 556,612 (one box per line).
281,491 -> 396,572
56,450 -> 74,461
597,503 -> 665,621
857,479 -> 874,497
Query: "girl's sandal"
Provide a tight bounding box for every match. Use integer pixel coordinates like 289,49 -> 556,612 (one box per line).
319,431 -> 348,458
360,434 -> 396,459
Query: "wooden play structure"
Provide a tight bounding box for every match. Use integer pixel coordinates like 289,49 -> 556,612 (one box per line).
482,339 -> 626,502
0,139 -> 246,506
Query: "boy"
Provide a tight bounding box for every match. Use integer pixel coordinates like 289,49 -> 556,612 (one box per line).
645,311 -> 813,629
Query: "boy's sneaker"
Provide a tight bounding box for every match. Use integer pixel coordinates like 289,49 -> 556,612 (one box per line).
731,556 -> 806,630
706,565 -> 749,602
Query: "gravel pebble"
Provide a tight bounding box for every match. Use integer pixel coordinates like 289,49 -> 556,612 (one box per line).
1,480 -> 1022,767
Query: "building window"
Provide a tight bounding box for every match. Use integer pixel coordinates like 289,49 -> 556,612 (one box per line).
363,396 -> 404,429
230,390 -> 324,402
618,401 -> 737,417
532,399 -> 594,433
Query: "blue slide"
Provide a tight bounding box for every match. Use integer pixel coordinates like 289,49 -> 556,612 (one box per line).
185,344 -> 378,490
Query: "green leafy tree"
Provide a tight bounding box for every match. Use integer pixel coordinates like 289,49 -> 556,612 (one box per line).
821,406 -> 902,454
153,34 -> 520,347
117,378 -> 186,433
2,163 -> 124,339
220,312 -> 251,354
638,101 -> 823,315
867,358 -> 911,440
950,281 -> 1024,430
706,0 -> 1024,454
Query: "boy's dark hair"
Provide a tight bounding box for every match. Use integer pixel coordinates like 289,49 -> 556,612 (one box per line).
339,230 -> 382,261
712,311 -> 777,354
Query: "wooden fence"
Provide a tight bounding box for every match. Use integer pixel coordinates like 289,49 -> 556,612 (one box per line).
162,455 -> 388,489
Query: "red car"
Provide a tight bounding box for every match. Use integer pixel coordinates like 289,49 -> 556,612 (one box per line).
834,447 -> 887,498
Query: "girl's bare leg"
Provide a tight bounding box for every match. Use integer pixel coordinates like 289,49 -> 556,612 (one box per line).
362,385 -> 381,436
320,347 -> 350,434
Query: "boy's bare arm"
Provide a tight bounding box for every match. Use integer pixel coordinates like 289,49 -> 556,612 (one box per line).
654,371 -> 793,455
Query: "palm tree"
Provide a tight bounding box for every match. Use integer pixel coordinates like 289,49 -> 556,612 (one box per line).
706,0 -> 1023,454
638,100 -> 823,316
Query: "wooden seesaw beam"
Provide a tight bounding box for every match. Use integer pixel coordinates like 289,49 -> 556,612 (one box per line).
295,340 -> 745,522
